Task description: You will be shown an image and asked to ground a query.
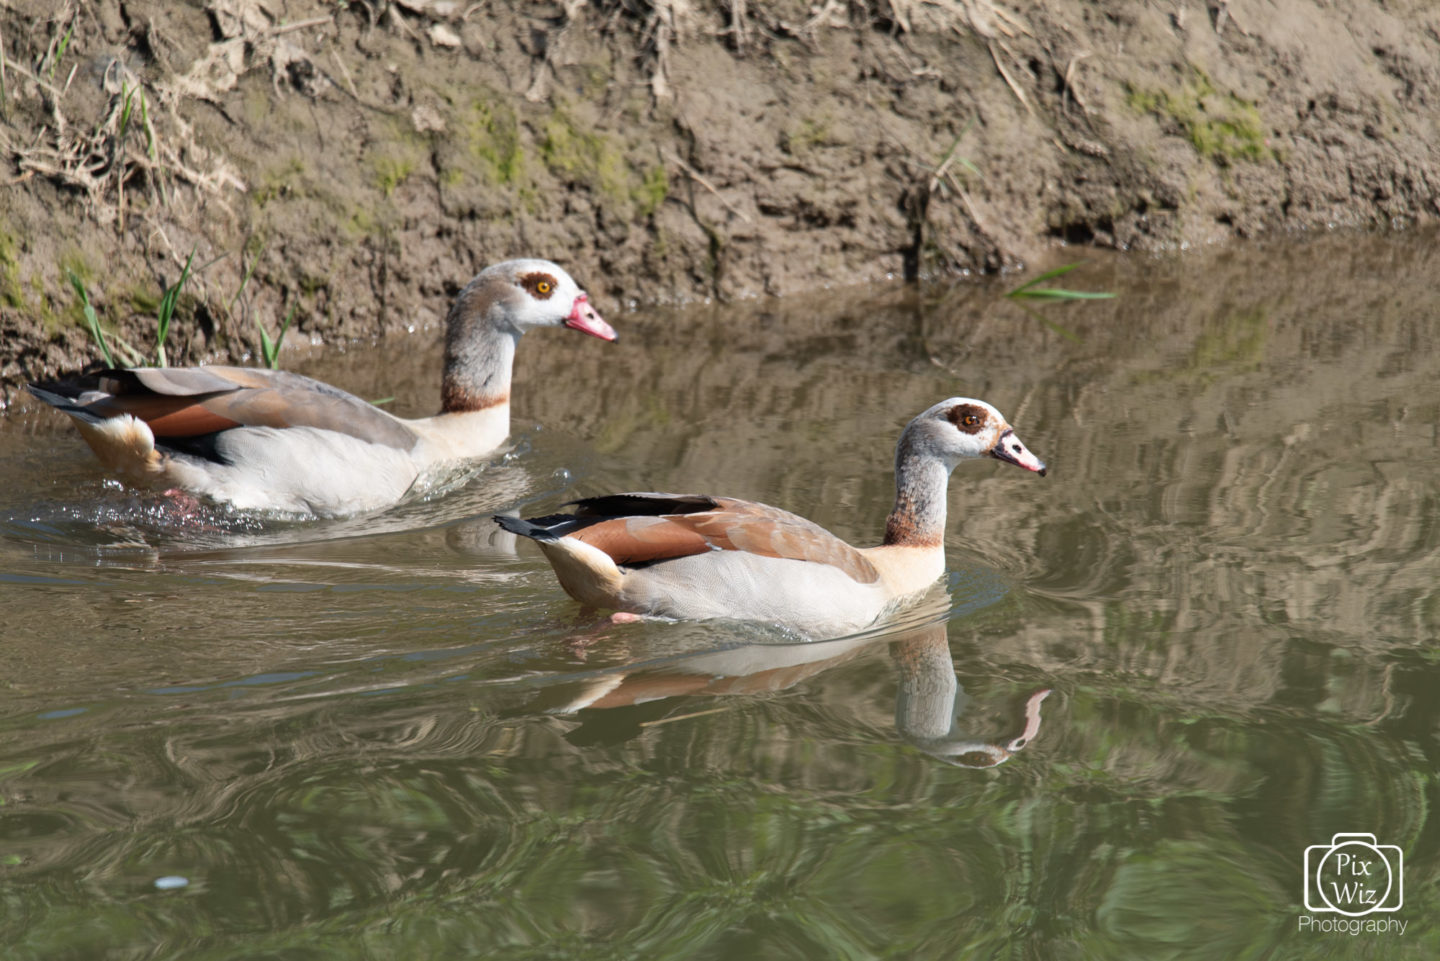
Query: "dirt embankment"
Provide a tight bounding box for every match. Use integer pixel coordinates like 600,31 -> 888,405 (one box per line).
2,0 -> 1437,402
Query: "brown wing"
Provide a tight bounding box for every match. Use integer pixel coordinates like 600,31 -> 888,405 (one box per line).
59,367 -> 419,449
563,493 -> 880,584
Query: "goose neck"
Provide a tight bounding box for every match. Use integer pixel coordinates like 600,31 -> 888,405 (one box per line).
882,450 -> 951,547
441,318 -> 517,414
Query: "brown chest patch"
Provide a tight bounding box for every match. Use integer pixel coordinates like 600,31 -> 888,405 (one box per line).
441,382 -> 509,413
883,512 -> 944,548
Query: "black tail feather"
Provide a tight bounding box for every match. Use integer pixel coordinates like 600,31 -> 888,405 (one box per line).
497,493 -> 721,542
493,513 -> 565,541
25,383 -> 106,424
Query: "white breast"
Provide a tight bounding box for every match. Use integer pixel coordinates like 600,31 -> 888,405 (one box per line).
165,427 -> 425,516
619,552 -> 899,637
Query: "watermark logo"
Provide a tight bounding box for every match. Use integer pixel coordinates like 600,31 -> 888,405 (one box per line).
1299,834 -> 1406,936
1304,833 -> 1402,915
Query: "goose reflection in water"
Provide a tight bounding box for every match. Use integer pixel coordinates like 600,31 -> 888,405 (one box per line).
518,621 -> 1052,769
889,626 -> 1050,768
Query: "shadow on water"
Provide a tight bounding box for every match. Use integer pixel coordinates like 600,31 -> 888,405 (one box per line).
0,231 -> 1438,958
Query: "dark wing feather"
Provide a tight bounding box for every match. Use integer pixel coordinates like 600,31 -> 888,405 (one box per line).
568,492 -> 719,517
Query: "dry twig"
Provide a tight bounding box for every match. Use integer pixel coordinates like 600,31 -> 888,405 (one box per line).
1063,51 -> 1091,115
666,150 -> 752,223
989,39 -> 1032,114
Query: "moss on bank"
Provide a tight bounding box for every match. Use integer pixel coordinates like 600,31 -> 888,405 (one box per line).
1127,71 -> 1275,165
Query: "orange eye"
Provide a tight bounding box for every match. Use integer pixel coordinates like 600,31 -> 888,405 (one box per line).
536,280 -> 552,294
964,415 -> 979,427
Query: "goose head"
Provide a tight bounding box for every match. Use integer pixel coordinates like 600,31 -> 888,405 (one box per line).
441,259 -> 617,413
448,259 -> 617,342
905,397 -> 1047,476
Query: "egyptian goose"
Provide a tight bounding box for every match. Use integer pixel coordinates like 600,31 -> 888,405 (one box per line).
494,397 -> 1046,636
27,259 -> 617,516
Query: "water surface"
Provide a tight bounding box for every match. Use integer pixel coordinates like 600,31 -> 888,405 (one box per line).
1,233 -> 1437,959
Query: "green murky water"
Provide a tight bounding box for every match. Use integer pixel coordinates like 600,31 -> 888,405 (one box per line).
1,233 -> 1437,959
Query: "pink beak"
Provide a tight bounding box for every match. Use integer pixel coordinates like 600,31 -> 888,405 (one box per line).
564,295 -> 618,342
990,428 -> 1047,476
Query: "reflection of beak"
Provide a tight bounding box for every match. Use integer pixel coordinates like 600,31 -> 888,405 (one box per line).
936,688 -> 1052,769
990,427 -> 1047,477
564,294 -> 618,342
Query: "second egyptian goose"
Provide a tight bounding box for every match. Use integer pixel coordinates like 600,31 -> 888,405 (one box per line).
494,398 -> 1046,636
26,259 -> 617,517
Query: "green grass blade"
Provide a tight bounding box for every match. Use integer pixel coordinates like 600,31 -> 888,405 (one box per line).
229,240 -> 267,314
109,332 -> 147,368
1007,263 -> 1080,295
1011,301 -> 1083,342
155,248 -> 197,367
930,116 -> 978,188
1006,262 -> 1115,301
50,23 -> 73,79
118,82 -> 134,143
1037,315 -> 1083,341
1014,287 -> 1116,301
277,302 -> 295,341
139,88 -> 155,160
257,302 -> 296,369
68,271 -> 115,368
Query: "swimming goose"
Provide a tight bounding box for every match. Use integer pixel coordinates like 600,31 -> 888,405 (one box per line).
27,259 -> 617,516
494,397 -> 1046,636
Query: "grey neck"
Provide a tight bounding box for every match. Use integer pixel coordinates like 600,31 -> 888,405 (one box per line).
891,630 -> 960,741
883,450 -> 951,547
441,306 -> 518,413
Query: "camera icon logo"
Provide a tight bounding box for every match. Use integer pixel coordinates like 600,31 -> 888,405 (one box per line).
1304,834 -> 1403,916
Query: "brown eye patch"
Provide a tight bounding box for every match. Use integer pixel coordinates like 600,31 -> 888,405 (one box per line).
519,271 -> 558,300
946,403 -> 988,434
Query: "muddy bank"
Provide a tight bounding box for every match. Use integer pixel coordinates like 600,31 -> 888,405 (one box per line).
2,0 -> 1438,401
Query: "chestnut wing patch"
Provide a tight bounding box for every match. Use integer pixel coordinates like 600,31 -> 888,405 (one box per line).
569,515 -> 717,565
104,395 -> 244,437
46,367 -> 419,449
564,493 -> 880,584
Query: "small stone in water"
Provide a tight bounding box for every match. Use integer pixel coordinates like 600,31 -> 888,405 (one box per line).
154,876 -> 189,890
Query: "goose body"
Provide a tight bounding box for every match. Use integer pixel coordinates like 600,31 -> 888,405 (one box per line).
495,398 -> 1046,636
28,259 -> 616,516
